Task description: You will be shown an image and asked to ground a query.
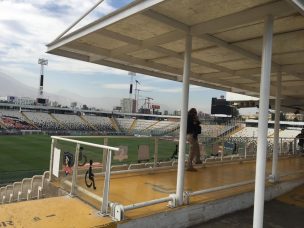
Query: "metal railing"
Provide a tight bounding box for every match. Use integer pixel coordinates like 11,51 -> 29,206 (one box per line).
46,135 -> 303,221
186,170 -> 304,201
49,136 -> 119,215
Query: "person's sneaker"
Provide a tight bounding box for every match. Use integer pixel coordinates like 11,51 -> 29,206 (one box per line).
195,161 -> 203,164
186,167 -> 197,172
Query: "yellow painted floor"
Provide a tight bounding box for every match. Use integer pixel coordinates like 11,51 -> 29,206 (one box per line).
63,156 -> 304,219
0,196 -> 115,228
0,157 -> 303,227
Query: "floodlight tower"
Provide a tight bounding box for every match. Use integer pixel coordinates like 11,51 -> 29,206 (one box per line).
38,58 -> 48,97
128,72 -> 136,113
134,80 -> 141,112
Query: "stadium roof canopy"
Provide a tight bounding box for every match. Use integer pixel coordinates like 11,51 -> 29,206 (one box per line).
46,1 -> 304,226
47,0 -> 304,110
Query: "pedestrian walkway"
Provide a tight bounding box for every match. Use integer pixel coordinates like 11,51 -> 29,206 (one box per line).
192,184 -> 304,228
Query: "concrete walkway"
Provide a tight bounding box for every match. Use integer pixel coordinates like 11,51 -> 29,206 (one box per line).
192,184 -> 304,228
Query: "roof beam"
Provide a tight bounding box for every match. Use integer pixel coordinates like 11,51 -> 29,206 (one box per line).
191,0 -> 295,35
65,42 -> 111,56
286,0 -> 304,16
97,29 -> 234,74
60,42 -> 258,93
189,78 -> 232,92
55,49 -> 182,82
199,34 -> 261,63
95,59 -> 180,81
48,49 -> 90,62
65,42 -> 185,75
100,29 -> 142,46
150,46 -> 234,74
282,64 -> 304,73
198,64 -> 304,80
191,72 -> 262,93
142,10 -> 190,32
108,30 -> 185,57
142,10 -> 236,74
143,7 -> 304,80
142,7 -> 289,80
97,28 -> 300,89
200,31 -> 304,77
95,57 -> 234,92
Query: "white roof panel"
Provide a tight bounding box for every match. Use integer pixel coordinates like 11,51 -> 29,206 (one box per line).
47,0 -> 304,110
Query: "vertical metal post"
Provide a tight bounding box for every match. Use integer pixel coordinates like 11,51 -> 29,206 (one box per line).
154,137 -> 159,167
244,142 -> 247,159
71,143 -> 80,196
253,15 -> 273,228
293,139 -> 296,155
176,33 -> 192,206
103,137 -> 108,172
49,139 -> 56,181
280,138 -> 282,155
101,149 -> 112,215
270,71 -> 281,182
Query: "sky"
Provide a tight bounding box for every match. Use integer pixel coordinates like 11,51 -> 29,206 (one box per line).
0,0 -> 224,113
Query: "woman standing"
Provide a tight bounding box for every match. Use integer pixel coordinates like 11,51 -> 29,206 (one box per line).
186,108 -> 202,171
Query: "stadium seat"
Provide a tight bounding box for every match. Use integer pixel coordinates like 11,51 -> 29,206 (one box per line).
11,182 -> 22,203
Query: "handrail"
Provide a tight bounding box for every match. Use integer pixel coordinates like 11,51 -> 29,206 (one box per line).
51,136 -> 119,151
189,179 -> 255,197
50,136 -> 118,216
60,135 -> 158,140
124,196 -> 173,211
188,170 -> 304,198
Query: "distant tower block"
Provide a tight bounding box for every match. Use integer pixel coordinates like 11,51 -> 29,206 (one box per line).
38,58 -> 48,97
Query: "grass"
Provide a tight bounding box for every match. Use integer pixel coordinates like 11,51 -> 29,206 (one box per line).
0,135 -> 178,173
0,134 -> 240,185
0,135 -> 52,172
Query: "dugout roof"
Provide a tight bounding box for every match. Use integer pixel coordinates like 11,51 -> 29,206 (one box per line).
47,0 -> 304,110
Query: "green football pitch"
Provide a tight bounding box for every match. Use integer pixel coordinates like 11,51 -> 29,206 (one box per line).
0,135 -> 178,176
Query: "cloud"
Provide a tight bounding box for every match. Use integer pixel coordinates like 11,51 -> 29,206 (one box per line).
0,0 -> 222,112
101,83 -> 129,89
0,0 -> 123,70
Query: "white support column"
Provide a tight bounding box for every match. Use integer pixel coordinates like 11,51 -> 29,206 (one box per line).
154,137 -> 159,168
71,143 -> 80,196
103,137 -> 108,172
176,33 -> 192,206
270,70 -> 282,182
253,15 -> 274,228
101,149 -> 112,215
48,139 -> 56,182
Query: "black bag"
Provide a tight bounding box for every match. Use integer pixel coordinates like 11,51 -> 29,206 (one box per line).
196,125 -> 202,134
